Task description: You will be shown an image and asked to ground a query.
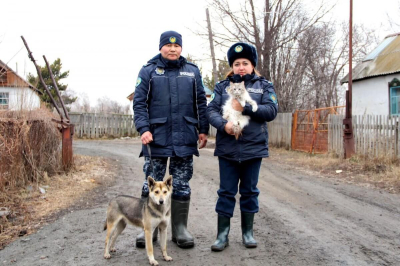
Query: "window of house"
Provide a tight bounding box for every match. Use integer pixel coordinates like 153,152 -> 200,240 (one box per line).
390,86 -> 400,115
0,92 -> 9,110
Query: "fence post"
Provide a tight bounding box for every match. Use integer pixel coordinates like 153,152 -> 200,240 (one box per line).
291,112 -> 297,151
396,121 -> 399,159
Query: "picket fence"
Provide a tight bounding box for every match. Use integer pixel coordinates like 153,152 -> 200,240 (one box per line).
69,112 -> 400,159
69,113 -> 138,138
329,115 -> 400,158
267,113 -> 293,149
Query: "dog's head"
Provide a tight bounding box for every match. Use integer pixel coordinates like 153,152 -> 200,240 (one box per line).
148,175 -> 173,205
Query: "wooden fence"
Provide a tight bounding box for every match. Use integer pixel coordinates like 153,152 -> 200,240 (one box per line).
329,115 -> 400,158
69,112 -> 400,159
268,113 -> 293,149
69,113 -> 138,138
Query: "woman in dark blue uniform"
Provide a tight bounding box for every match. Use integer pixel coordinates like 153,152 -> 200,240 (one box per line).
207,42 -> 278,251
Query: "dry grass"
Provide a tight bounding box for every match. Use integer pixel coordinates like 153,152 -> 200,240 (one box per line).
0,108 -> 62,190
269,147 -> 400,193
0,154 -> 115,250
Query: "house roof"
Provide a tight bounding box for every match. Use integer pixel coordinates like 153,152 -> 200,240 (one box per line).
127,92 -> 134,101
341,33 -> 400,84
0,59 -> 39,92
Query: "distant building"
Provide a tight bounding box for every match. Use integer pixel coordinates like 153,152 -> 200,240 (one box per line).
0,60 -> 41,111
204,86 -> 213,104
341,33 -> 400,116
127,92 -> 134,115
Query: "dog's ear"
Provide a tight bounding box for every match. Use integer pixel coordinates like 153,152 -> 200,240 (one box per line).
164,175 -> 173,188
147,176 -> 155,189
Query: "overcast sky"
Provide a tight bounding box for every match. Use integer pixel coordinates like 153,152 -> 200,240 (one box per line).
1,0 -> 399,107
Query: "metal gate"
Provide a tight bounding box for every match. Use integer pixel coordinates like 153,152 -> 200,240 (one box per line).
292,106 -> 345,153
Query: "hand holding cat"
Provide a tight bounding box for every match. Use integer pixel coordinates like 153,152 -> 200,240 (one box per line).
224,121 -> 236,135
231,99 -> 244,112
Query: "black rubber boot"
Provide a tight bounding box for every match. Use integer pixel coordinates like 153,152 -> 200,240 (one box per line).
241,212 -> 257,248
135,229 -> 158,248
171,199 -> 194,248
211,215 -> 230,251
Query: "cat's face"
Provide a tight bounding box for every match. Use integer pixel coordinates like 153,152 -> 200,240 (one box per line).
228,81 -> 246,97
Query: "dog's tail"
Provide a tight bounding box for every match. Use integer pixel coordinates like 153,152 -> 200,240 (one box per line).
103,220 -> 107,231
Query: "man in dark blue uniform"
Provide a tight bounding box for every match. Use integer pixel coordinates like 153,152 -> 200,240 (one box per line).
133,31 -> 209,248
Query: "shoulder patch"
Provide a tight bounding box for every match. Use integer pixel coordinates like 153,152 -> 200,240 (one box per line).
135,77 -> 142,88
270,93 -> 278,105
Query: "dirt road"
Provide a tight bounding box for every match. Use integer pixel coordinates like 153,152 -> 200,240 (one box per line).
1,139 -> 400,266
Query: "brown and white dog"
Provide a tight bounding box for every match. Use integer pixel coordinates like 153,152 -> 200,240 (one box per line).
104,175 -> 173,266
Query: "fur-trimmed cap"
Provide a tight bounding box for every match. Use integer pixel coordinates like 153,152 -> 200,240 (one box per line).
227,42 -> 258,67
159,31 -> 182,50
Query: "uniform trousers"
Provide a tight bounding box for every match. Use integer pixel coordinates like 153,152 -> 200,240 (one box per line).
141,156 -> 193,201
216,157 -> 262,217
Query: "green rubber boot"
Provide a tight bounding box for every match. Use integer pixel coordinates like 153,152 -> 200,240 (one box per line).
211,215 -> 230,251
241,212 -> 257,248
171,199 -> 194,248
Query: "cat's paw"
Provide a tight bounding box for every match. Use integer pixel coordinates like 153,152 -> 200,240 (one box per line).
252,105 -> 258,112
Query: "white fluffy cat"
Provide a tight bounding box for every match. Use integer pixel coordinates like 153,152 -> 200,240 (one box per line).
222,81 -> 258,139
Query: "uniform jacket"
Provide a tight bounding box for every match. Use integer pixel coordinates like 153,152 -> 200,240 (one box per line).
133,54 -> 209,158
206,74 -> 278,161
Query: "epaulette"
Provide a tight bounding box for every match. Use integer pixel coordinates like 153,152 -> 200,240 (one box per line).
218,78 -> 230,85
260,77 -> 273,85
142,63 -> 152,68
186,61 -> 199,68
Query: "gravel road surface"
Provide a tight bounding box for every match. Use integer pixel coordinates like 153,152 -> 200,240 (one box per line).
1,139 -> 399,266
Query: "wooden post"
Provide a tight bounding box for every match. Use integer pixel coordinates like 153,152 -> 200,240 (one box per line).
291,112 -> 297,151
206,8 -> 218,84
396,121 -> 399,158
343,0 -> 356,159
62,125 -> 74,170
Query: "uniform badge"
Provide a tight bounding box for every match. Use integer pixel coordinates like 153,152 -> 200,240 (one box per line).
169,36 -> 176,43
210,93 -> 215,102
155,67 -> 165,75
235,45 -> 243,53
136,77 -> 142,87
270,93 -> 278,104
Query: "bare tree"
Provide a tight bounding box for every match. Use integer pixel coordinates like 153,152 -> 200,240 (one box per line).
109,100 -> 123,114
204,0 -> 333,111
96,96 -> 110,113
387,0 -> 400,31
202,0 -> 378,112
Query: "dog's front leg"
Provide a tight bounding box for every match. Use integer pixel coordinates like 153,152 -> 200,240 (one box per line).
159,223 -> 173,262
145,228 -> 158,266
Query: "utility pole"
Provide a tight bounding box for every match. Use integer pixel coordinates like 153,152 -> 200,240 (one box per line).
206,8 -> 218,84
343,0 -> 355,159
